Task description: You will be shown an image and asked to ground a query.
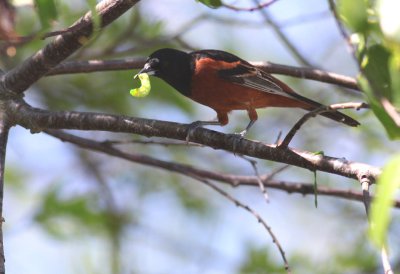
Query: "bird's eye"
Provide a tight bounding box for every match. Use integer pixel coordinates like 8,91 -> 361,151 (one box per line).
149,58 -> 160,69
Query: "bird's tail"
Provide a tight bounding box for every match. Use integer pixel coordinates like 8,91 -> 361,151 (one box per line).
313,108 -> 360,127
290,93 -> 360,127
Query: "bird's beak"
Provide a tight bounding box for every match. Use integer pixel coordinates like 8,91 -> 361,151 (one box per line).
137,62 -> 155,76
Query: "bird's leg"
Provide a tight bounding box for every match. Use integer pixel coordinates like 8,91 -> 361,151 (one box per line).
230,109 -> 258,152
236,119 -> 256,137
185,112 -> 228,142
186,120 -> 222,142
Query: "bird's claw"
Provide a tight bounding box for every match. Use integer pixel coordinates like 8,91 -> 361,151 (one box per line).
228,132 -> 246,154
185,121 -> 203,143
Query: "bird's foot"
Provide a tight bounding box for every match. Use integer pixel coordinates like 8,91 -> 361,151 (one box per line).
227,131 -> 247,154
185,121 -> 204,143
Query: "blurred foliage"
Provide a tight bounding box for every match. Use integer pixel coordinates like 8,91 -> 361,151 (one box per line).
325,239 -> 379,274
4,165 -> 27,189
337,0 -> 400,139
369,154 -> 400,247
239,237 -> 380,274
197,0 -> 223,9
239,246 -> 288,274
34,0 -> 58,30
34,184 -> 131,239
337,0 -> 400,252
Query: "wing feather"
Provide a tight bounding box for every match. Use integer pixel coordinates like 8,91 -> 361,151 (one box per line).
218,62 -> 296,99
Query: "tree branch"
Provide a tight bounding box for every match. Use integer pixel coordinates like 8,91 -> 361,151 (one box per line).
44,129 -> 399,208
0,107 -> 10,274
1,0 -> 140,94
7,99 -> 380,182
44,58 -> 360,91
46,58 -> 147,75
253,61 -> 360,91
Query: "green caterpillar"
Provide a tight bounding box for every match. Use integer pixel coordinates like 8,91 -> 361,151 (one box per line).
130,73 -> 151,97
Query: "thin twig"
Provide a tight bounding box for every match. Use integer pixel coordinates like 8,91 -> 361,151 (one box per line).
222,0 -> 277,11
360,178 -> 370,216
381,248 -> 394,274
359,174 -> 394,274
78,151 -> 118,212
191,175 -> 291,273
239,155 -> 270,202
278,11 -> 330,28
327,0 -> 358,63
279,102 -> 368,149
263,165 -> 291,181
380,98 -> 400,127
253,0 -> 314,67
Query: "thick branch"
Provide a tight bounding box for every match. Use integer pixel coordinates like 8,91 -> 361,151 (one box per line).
1,0 -> 140,94
0,108 -> 10,274
45,58 -> 360,91
8,99 -> 381,182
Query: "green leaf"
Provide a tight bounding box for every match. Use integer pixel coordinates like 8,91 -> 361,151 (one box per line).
369,155 -> 400,247
196,0 -> 222,9
389,53 -> 400,109
358,76 -> 400,139
34,0 -> 58,29
358,44 -> 400,139
337,0 -> 369,33
86,0 -> 101,31
361,44 -> 392,99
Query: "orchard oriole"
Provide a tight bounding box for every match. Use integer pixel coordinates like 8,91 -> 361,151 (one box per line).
138,48 -> 359,136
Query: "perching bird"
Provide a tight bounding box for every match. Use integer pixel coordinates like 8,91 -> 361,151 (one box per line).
138,48 -> 359,136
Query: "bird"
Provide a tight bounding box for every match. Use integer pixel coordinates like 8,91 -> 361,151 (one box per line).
137,48 -> 359,137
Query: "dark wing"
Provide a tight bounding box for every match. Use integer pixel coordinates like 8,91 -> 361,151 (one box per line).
218,61 -> 298,100
217,59 -> 360,127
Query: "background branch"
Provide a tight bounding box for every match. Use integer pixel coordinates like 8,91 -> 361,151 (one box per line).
44,58 -> 360,91
253,0 -> 314,67
223,0 -> 277,11
44,129 -> 399,208
193,175 -> 291,273
1,0 -> 140,94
